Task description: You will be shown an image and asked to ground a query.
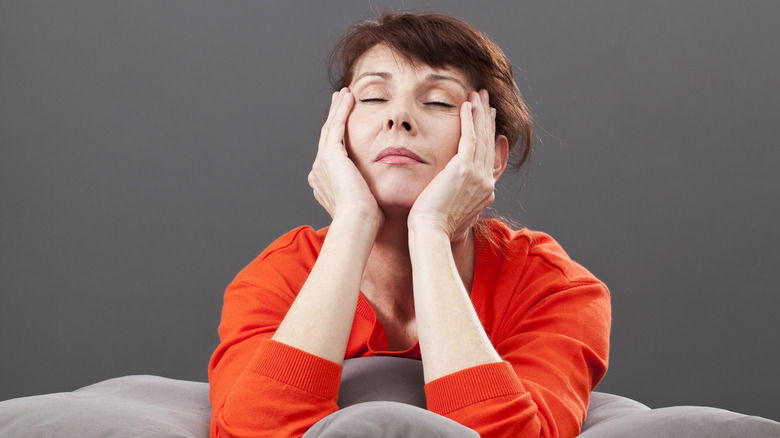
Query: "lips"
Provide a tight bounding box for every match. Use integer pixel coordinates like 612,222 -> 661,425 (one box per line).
374,147 -> 426,164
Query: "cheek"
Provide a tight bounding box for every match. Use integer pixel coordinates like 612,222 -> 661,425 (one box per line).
344,113 -> 372,163
433,118 -> 462,162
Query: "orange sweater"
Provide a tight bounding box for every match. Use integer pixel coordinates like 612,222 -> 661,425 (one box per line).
208,220 -> 610,437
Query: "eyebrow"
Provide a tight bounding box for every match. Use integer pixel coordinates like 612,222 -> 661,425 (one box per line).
353,71 -> 391,82
425,73 -> 468,92
353,71 -> 468,92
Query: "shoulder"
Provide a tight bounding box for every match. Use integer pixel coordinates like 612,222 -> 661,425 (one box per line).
256,225 -> 328,261
478,219 -> 606,289
474,220 -> 610,342
233,225 -> 329,284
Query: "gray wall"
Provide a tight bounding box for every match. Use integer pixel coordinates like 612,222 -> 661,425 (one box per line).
2,0 -> 778,422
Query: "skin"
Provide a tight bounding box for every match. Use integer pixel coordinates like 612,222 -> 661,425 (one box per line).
273,44 -> 510,383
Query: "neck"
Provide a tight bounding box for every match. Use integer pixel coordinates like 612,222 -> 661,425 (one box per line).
360,211 -> 477,315
361,213 -> 414,310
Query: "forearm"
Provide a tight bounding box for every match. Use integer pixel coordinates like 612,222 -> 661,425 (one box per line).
409,227 -> 502,383
273,210 -> 380,364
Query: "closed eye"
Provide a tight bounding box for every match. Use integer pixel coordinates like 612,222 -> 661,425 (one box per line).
425,101 -> 455,108
358,98 -> 387,103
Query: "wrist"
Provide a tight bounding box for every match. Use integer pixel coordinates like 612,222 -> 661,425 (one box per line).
332,205 -> 383,234
407,213 -> 451,238
408,223 -> 451,252
407,215 -> 474,244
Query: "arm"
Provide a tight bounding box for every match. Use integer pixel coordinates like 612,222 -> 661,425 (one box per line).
412,221 -> 611,438
275,88 -> 382,362
272,210 -> 378,362
208,229 -> 347,438
408,89 -> 507,382
407,90 -> 610,437
409,228 -> 502,381
425,270 -> 611,438
209,88 -> 382,437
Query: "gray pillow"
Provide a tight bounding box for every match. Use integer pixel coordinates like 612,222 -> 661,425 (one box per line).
338,356 -> 427,409
2,359 -> 778,437
302,357 -> 478,437
580,403 -> 780,438
333,357 -> 780,438
583,391 -> 652,429
304,401 -> 479,438
0,375 -> 210,438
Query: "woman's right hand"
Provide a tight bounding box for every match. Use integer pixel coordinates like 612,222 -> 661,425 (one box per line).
308,88 -> 383,227
273,88 -> 381,364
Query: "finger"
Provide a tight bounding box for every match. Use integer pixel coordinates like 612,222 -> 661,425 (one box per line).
325,89 -> 354,151
320,88 -> 349,149
307,169 -> 316,189
319,90 -> 343,151
472,90 -> 490,166
483,91 -> 496,144
458,100 -> 476,159
476,90 -> 498,175
328,89 -> 341,114
487,107 -> 498,178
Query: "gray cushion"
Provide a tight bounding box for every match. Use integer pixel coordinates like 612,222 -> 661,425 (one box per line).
1,358 -> 779,437
304,357 -> 481,437
338,356 -> 427,409
0,375 -> 210,438
583,391 -> 651,429
337,358 -> 780,437
580,403 -> 780,438
304,401 -> 479,438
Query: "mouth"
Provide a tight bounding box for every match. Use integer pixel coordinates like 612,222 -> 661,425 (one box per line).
374,147 -> 426,165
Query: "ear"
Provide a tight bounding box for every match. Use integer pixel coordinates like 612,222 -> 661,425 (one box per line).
493,134 -> 509,180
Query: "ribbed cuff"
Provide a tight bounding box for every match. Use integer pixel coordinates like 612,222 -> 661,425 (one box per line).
247,338 -> 342,399
425,361 -> 525,415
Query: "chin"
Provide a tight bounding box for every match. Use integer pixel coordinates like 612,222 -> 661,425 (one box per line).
364,171 -> 434,216
375,194 -> 418,214
371,185 -> 423,215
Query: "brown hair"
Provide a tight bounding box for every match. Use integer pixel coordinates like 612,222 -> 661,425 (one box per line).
327,10 -> 534,170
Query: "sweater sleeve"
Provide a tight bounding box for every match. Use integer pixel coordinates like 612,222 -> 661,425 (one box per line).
208,227 -> 341,438
424,234 -> 611,438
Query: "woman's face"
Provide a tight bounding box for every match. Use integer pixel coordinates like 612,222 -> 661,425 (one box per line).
345,44 -> 472,213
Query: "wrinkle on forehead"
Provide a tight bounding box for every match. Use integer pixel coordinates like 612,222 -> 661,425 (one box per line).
351,44 -> 472,90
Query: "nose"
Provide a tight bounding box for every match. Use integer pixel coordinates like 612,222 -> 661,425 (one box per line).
385,100 -> 416,134
388,119 -> 412,131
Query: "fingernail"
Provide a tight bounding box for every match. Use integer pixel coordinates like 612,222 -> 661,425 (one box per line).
491,108 -> 497,119
481,89 -> 489,100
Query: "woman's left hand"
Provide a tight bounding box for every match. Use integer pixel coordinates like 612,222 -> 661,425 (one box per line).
408,89 -> 499,242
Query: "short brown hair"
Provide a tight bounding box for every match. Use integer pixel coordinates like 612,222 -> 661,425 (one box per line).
328,11 -> 534,170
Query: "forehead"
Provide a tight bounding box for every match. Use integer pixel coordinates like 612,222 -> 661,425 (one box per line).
351,44 -> 470,87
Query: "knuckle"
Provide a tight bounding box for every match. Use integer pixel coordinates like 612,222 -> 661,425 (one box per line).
453,161 -> 470,177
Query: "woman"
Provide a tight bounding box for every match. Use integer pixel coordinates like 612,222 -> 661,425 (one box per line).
209,11 -> 610,438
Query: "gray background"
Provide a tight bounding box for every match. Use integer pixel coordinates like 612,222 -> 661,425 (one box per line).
1,0 -> 778,422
